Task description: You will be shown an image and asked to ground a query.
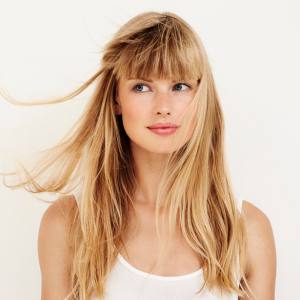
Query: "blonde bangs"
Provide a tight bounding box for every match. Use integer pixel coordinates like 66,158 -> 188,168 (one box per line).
114,16 -> 203,82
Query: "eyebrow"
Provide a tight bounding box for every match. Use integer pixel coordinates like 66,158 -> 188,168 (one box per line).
127,77 -> 179,83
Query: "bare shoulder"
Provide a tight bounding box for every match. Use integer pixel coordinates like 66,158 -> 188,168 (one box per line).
38,195 -> 78,299
43,194 -> 78,220
241,200 -> 275,245
38,195 -> 78,239
38,194 -> 78,255
240,200 -> 277,299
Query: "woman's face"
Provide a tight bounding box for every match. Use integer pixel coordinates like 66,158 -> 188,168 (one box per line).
115,76 -> 199,154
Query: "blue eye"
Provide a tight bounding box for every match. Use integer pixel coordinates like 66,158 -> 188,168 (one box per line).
133,83 -> 149,93
173,83 -> 190,91
132,82 -> 191,93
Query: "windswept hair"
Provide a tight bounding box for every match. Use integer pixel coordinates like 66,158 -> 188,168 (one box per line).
0,11 -> 255,300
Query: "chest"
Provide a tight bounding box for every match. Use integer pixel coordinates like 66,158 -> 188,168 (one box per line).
119,207 -> 203,277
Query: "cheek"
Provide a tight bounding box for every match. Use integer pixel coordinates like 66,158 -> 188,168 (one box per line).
120,101 -> 149,140
122,102 -> 146,126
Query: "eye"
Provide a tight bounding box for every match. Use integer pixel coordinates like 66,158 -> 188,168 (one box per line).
132,83 -> 150,93
132,82 -> 191,93
173,83 -> 191,91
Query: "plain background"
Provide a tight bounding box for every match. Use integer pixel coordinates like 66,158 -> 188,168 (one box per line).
0,0 -> 299,299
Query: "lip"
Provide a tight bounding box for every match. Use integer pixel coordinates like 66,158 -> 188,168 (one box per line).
147,126 -> 178,135
147,123 -> 179,129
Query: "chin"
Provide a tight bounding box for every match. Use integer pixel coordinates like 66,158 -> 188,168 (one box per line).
138,142 -> 184,155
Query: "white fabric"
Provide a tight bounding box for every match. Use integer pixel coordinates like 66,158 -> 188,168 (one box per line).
90,199 -> 244,300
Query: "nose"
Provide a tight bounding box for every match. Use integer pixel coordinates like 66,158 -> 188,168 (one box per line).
153,91 -> 172,116
157,111 -> 171,116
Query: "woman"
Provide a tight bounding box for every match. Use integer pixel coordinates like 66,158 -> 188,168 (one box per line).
1,11 -> 276,300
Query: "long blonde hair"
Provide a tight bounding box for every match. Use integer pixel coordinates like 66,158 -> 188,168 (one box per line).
0,11 -> 255,300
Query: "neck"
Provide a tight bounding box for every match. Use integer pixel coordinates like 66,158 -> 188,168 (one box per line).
131,141 -> 170,208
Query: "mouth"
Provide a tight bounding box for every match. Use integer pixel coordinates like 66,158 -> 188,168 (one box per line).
147,126 -> 178,135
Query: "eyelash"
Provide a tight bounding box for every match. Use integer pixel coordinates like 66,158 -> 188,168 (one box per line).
132,82 -> 191,93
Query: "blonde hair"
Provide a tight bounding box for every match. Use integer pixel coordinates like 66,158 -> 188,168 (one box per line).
0,11 -> 255,300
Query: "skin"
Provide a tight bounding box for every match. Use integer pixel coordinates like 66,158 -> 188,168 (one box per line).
38,77 -> 276,299
115,76 -> 199,207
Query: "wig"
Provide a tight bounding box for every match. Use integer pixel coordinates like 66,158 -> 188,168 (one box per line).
0,11 -> 254,300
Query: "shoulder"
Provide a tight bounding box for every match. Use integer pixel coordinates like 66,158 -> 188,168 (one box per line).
38,194 -> 78,245
38,195 -> 78,297
240,200 -> 277,298
38,194 -> 78,259
39,195 -> 78,232
241,199 -> 275,241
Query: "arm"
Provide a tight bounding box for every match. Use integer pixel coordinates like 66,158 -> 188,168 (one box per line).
239,200 -> 277,300
38,196 -> 76,300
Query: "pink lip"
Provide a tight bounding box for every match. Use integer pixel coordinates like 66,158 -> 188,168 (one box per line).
147,127 -> 178,135
147,123 -> 179,129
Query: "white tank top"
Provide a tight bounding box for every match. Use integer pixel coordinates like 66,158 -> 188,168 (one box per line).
89,199 -> 244,300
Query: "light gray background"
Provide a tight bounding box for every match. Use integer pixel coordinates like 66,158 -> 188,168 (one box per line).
0,0 -> 299,299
